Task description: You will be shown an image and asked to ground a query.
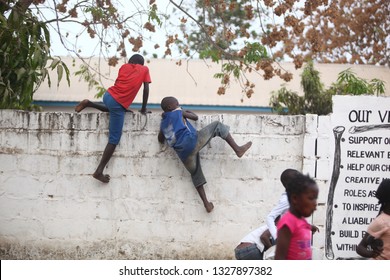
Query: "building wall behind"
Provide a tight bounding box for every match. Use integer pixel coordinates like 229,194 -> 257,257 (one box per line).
34,58 -> 390,110
0,110 -> 330,259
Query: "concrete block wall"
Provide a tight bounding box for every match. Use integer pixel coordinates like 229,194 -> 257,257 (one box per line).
0,110 -> 329,259
302,114 -> 332,257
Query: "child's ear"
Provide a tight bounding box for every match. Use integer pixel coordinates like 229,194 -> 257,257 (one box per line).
168,103 -> 177,111
290,194 -> 299,205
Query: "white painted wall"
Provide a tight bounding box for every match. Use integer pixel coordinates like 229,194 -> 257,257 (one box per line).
0,109 -> 332,259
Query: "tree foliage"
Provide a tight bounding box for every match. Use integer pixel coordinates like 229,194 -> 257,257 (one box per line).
0,0 -> 69,110
162,0 -> 389,98
270,61 -> 386,115
329,68 -> 386,96
0,0 -> 155,109
1,0 -> 388,109
38,0 -> 158,67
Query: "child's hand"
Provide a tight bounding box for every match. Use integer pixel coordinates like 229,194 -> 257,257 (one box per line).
139,108 -> 152,115
158,131 -> 165,144
368,236 -> 384,257
372,247 -> 384,258
311,225 -> 319,233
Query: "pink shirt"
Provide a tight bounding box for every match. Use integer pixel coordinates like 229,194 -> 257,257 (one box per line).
367,212 -> 390,260
277,211 -> 312,260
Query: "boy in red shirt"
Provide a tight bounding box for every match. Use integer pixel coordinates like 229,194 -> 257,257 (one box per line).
75,54 -> 151,183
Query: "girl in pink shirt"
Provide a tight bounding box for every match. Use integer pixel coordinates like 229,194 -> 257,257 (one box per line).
275,173 -> 319,260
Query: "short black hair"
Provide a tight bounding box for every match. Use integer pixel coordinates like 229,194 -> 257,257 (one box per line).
280,169 -> 301,189
128,54 -> 144,65
161,96 -> 177,112
376,179 -> 390,203
285,173 -> 316,203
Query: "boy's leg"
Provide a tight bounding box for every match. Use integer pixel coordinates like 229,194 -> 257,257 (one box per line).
234,244 -> 263,260
225,133 -> 252,158
195,121 -> 252,157
184,153 -> 214,212
92,92 -> 125,183
93,143 -> 116,183
75,99 -> 109,112
196,184 -> 214,213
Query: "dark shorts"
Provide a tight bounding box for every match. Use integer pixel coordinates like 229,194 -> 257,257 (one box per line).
103,92 -> 126,145
235,243 -> 263,260
183,121 -> 230,187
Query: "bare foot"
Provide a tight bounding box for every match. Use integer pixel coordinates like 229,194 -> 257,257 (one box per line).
236,141 -> 252,158
75,99 -> 90,113
93,172 -> 110,183
205,202 -> 214,213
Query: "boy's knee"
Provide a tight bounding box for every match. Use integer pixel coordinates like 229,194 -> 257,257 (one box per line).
108,132 -> 122,145
215,122 -> 230,138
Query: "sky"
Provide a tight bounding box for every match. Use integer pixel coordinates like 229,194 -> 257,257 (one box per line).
42,1 -> 390,66
45,0 -> 175,59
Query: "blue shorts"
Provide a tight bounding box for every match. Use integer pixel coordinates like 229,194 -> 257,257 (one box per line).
103,92 -> 126,145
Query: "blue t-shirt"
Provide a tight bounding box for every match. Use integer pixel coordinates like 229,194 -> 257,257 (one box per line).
160,108 -> 197,161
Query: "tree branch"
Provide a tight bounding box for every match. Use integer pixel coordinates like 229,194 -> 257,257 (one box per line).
14,0 -> 34,14
168,0 -> 238,60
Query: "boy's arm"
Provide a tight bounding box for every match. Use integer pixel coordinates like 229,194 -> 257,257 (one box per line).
266,197 -> 288,241
158,130 -> 165,143
260,229 -> 273,251
266,211 -> 278,243
182,110 -> 198,121
140,82 -> 151,114
356,233 -> 383,258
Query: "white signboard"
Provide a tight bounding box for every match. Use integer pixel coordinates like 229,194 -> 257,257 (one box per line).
326,95 -> 390,259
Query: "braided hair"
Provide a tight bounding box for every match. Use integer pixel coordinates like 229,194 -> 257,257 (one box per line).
375,178 -> 390,216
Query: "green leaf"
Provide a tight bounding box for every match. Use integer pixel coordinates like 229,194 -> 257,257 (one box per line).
243,42 -> 268,64
213,73 -> 224,79
57,64 -> 64,87
46,70 -> 52,88
15,67 -> 26,81
61,61 -> 71,86
50,58 -> 60,69
41,24 -> 51,48
148,4 -> 162,26
233,67 -> 240,78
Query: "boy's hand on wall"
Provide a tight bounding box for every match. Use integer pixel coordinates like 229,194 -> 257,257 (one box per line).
139,109 -> 152,115
158,131 -> 165,144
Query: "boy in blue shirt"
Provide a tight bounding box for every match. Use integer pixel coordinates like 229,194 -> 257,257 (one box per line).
158,96 -> 252,213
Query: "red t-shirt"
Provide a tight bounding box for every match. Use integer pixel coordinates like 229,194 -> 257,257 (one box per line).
107,63 -> 152,109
